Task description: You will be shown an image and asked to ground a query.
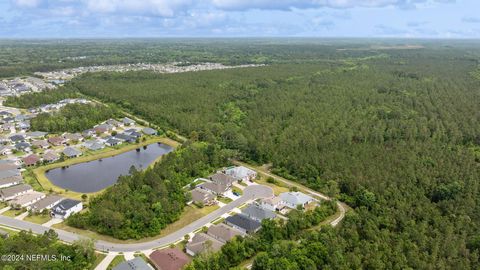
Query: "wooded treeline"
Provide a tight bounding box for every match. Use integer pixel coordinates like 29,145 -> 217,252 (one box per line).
65,47 -> 480,269
67,142 -> 236,239
0,230 -> 96,270
30,103 -> 120,133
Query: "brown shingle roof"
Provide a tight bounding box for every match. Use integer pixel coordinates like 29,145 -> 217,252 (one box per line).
149,248 -> 190,270
186,233 -> 224,256
207,223 -> 244,243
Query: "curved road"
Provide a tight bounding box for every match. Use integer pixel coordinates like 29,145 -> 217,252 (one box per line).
0,185 -> 273,252
232,160 -> 347,227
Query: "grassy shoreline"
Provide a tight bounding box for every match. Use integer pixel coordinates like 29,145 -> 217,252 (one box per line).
31,136 -> 180,200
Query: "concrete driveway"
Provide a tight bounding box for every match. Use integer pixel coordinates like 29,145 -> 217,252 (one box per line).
0,184 -> 273,252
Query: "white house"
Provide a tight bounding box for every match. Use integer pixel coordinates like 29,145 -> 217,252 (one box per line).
0,184 -> 33,201
224,166 -> 257,182
51,199 -> 82,219
260,196 -> 284,212
279,192 -> 315,209
9,191 -> 45,208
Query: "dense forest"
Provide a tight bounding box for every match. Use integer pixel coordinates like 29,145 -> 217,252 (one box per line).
0,230 -> 96,270
61,45 -> 480,269
67,142 -> 237,239
30,103 -> 120,133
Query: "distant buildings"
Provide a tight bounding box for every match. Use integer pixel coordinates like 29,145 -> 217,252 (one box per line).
224,166 -> 257,182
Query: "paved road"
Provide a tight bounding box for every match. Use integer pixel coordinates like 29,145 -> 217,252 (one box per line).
0,185 -> 273,252
232,160 -> 347,227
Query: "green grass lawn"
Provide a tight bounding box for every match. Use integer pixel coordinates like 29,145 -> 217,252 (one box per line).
107,255 -> 125,270
2,208 -> 26,217
238,181 -> 248,187
232,186 -> 243,196
212,217 -> 225,225
218,197 -> 233,204
23,213 -> 51,224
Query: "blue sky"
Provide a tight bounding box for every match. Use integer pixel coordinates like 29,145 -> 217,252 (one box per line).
0,0 -> 478,38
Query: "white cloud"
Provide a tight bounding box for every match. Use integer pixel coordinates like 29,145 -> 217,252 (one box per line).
210,0 -> 450,11
12,0 -> 43,8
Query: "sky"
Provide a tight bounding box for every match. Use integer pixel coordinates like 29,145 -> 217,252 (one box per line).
0,0 -> 478,38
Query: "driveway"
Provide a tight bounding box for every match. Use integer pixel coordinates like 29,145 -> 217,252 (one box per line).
0,184 -> 273,252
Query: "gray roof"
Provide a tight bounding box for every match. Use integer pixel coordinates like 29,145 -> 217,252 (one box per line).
106,138 -> 121,145
63,147 -> 82,157
210,173 -> 237,185
279,192 -> 315,206
52,199 -> 81,215
122,117 -> 135,124
199,182 -> 229,194
43,151 -> 59,161
0,184 -> 32,198
207,223 -> 243,243
241,204 -> 276,221
30,195 -> 64,212
113,257 -> 152,270
15,142 -> 31,150
0,175 -> 23,187
27,131 -> 48,138
86,141 -> 104,150
9,135 -> 25,142
142,127 -> 157,135
225,166 -> 256,179
0,169 -> 20,180
225,214 -> 261,233
191,188 -> 215,204
114,133 -> 135,142
186,233 -> 224,255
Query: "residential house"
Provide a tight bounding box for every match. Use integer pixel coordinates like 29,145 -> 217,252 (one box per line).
17,121 -> 30,130
186,233 -> 224,256
63,147 -> 82,158
142,127 -> 157,136
125,129 -> 142,138
122,117 -> 135,126
26,131 -> 48,139
94,124 -> 113,134
113,257 -> 153,270
32,140 -> 50,149
0,184 -> 33,201
106,119 -> 122,128
29,195 -> 64,213
114,133 -> 135,143
2,123 -> 15,133
23,154 -> 40,167
0,160 -> 19,170
105,138 -> 122,147
241,204 -> 276,222
279,192 -> 315,209
0,175 -> 23,189
260,196 -> 284,212
51,199 -> 82,219
224,166 -> 257,182
210,173 -> 237,186
9,191 -> 45,209
43,151 -> 60,163
15,142 -> 31,152
84,140 -> 105,151
0,145 -> 13,155
191,188 -> 216,206
198,182 -> 230,196
48,136 -> 66,146
63,133 -> 83,143
198,173 -> 236,195
0,169 -> 21,179
0,169 -> 20,180
225,214 -> 262,234
9,134 -> 25,143
149,248 -> 190,270
0,135 -> 9,143
82,129 -> 95,138
207,223 -> 244,243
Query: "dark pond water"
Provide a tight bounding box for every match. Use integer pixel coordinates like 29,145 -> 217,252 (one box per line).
45,143 -> 174,193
